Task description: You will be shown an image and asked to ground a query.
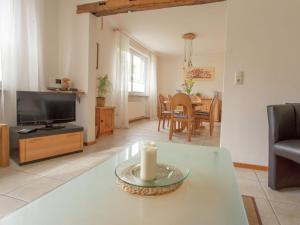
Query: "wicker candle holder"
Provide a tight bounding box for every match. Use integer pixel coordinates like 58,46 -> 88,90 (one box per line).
117,178 -> 182,196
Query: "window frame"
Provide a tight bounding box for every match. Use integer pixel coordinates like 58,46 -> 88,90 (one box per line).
128,48 -> 148,97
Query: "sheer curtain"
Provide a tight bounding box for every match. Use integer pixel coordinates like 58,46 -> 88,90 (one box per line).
0,0 -> 43,125
111,30 -> 130,128
148,53 -> 158,120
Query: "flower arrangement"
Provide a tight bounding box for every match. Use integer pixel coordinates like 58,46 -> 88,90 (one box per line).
181,79 -> 195,95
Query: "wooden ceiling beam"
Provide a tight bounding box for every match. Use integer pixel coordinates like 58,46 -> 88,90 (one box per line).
77,0 -> 225,17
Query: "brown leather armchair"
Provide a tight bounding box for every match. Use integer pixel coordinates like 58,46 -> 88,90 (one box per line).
267,104 -> 300,190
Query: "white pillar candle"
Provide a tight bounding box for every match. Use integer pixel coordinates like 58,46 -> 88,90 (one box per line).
140,146 -> 157,181
148,141 -> 156,148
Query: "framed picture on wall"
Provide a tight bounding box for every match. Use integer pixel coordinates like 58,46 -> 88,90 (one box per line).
185,67 -> 215,81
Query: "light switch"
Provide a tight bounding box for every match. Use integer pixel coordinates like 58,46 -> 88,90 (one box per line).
235,72 -> 244,85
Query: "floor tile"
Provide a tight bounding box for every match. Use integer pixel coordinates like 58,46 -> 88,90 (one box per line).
261,180 -> 300,205
67,154 -> 112,168
54,152 -> 92,165
255,170 -> 268,183
0,195 -> 26,218
235,168 -> 258,181
271,201 -> 300,225
45,164 -> 91,181
7,177 -> 64,202
0,167 -> 14,177
254,198 -> 280,225
7,160 -> 23,172
0,170 -> 40,194
21,159 -> 69,176
237,178 -> 266,199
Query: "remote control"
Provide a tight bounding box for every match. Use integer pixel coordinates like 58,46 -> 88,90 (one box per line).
17,128 -> 38,134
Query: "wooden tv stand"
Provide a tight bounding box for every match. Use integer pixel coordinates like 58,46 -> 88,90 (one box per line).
10,124 -> 84,165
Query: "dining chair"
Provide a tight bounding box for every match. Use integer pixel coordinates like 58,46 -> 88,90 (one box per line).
169,93 -> 195,142
167,94 -> 173,116
190,95 -> 202,111
194,96 -> 219,136
158,94 -> 171,131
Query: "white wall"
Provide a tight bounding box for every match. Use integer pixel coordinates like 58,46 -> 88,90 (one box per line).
221,0 -> 300,166
39,0 -> 59,89
157,53 -> 225,97
97,19 -> 115,106
87,14 -> 97,142
57,0 -> 96,142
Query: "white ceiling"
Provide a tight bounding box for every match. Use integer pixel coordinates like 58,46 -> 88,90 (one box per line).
107,2 -> 227,56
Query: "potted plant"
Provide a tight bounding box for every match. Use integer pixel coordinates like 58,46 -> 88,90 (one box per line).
195,92 -> 202,98
181,79 -> 195,95
96,74 -> 111,107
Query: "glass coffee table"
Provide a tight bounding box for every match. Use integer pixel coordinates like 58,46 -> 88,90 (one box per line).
0,142 -> 248,225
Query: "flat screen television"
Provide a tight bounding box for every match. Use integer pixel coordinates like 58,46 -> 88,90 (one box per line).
17,91 -> 76,127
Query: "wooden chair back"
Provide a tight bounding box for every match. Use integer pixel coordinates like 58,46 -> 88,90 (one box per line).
209,96 -> 219,121
167,95 -> 172,111
158,94 -> 171,114
170,93 -> 193,118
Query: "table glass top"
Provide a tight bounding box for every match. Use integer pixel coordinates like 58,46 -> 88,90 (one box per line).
0,142 -> 248,225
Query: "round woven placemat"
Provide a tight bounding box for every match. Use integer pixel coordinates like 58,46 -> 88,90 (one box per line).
117,178 -> 182,196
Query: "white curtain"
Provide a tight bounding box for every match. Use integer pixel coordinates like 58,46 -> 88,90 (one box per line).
0,0 -> 43,125
112,31 -> 130,128
148,53 -> 158,120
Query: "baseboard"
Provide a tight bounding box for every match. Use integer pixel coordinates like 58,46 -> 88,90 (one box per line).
129,116 -> 150,123
234,162 -> 268,171
84,140 -> 97,146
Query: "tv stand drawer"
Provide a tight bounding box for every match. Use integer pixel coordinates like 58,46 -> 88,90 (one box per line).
19,132 -> 83,163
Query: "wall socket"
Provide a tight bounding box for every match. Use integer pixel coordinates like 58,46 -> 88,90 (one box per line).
235,72 -> 244,85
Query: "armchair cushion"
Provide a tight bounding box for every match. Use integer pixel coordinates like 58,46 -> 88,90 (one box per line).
274,139 -> 300,164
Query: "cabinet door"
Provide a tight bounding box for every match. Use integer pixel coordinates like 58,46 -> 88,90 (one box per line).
100,109 -> 114,134
22,132 -> 83,163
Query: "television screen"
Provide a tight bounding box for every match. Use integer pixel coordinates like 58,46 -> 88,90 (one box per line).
17,91 -> 76,126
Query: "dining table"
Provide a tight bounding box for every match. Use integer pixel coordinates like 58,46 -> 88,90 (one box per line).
163,98 -> 203,109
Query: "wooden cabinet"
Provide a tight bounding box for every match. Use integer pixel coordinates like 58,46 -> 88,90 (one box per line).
0,124 -> 9,167
198,98 -> 222,122
20,132 -> 83,163
96,107 -> 115,138
10,125 -> 84,165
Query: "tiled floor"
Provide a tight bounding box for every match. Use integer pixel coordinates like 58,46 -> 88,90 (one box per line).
0,120 -> 299,224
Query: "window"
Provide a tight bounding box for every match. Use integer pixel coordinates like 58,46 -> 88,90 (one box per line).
128,49 -> 148,95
